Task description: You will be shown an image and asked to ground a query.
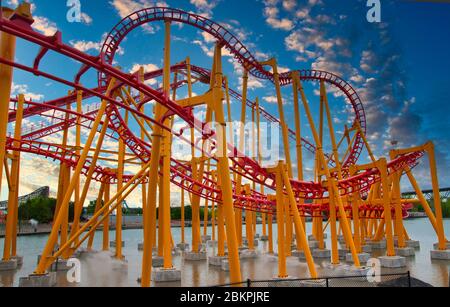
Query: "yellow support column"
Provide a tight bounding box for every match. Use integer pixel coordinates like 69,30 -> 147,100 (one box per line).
378,158 -> 396,256
425,142 -> 447,250
270,162 -> 287,278
0,7 -> 18,203
103,182 -> 111,251
2,94 -> 24,261
115,110 -> 128,260
210,43 -> 242,283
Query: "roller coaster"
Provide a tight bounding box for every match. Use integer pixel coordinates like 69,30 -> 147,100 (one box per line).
0,3 -> 448,287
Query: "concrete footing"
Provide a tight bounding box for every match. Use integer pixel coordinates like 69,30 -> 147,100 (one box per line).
346,252 -> 370,264
291,250 -> 304,257
344,266 -> 371,278
152,268 -> 181,282
298,279 -> 327,288
433,242 -> 450,250
379,256 -> 406,268
361,245 -> 372,253
208,256 -> 227,267
110,241 -> 125,248
368,240 -> 387,249
152,256 -> 164,268
177,243 -> 190,251
395,247 -> 415,257
430,249 -> 450,260
268,276 -> 300,287
37,255 -> 70,272
0,259 -> 17,271
19,272 -> 57,287
308,240 -> 319,250
185,251 -> 207,261
297,251 -> 307,261
405,240 -> 421,249
308,234 -> 327,240
239,250 -> 258,259
338,249 -> 350,260
312,249 -> 331,259
12,255 -> 23,266
221,260 -> 229,271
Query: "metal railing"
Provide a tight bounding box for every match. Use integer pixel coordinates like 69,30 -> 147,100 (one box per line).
213,272 -> 413,288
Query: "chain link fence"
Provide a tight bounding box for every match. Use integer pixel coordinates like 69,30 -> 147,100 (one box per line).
214,272 -> 414,288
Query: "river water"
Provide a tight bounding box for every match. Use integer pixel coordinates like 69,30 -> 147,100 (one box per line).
0,219 -> 449,287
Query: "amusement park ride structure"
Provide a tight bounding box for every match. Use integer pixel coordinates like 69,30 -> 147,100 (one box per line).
0,3 -> 448,287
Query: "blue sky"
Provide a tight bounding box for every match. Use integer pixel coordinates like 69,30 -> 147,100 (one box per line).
3,0 -> 450,205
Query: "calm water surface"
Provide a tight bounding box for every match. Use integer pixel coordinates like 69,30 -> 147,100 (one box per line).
0,219 -> 449,287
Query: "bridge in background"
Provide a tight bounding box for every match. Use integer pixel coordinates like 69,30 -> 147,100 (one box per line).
402,187 -> 450,201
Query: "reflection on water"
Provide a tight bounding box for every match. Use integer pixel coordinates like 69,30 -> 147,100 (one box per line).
0,219 -> 449,287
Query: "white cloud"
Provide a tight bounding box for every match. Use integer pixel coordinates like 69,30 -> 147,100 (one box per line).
264,6 -> 294,31
11,82 -> 44,101
81,12 -> 93,25
32,16 -> 58,36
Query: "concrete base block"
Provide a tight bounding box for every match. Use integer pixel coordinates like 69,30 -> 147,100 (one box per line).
361,245 -> 372,253
346,253 -> 370,264
379,256 -> 406,268
338,249 -> 350,260
405,240 -> 420,249
110,241 -> 125,248
37,255 -> 70,272
111,259 -> 128,271
51,258 -> 71,272
268,276 -> 300,287
19,272 -> 57,287
395,247 -> 415,257
152,256 -> 164,268
308,234 -> 327,241
308,240 -> 319,250
297,251 -> 307,261
208,256 -> 227,267
239,250 -> 258,259
12,255 -> 24,266
0,259 -> 18,271
312,249 -> 331,259
185,251 -> 207,261
298,279 -> 327,288
152,268 -> 181,282
433,242 -> 450,250
323,263 -> 352,277
344,266 -> 371,278
221,260 -> 229,271
260,235 -> 269,241
430,249 -> 450,260
291,250 -> 304,257
369,240 -> 387,249
177,243 -> 190,251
